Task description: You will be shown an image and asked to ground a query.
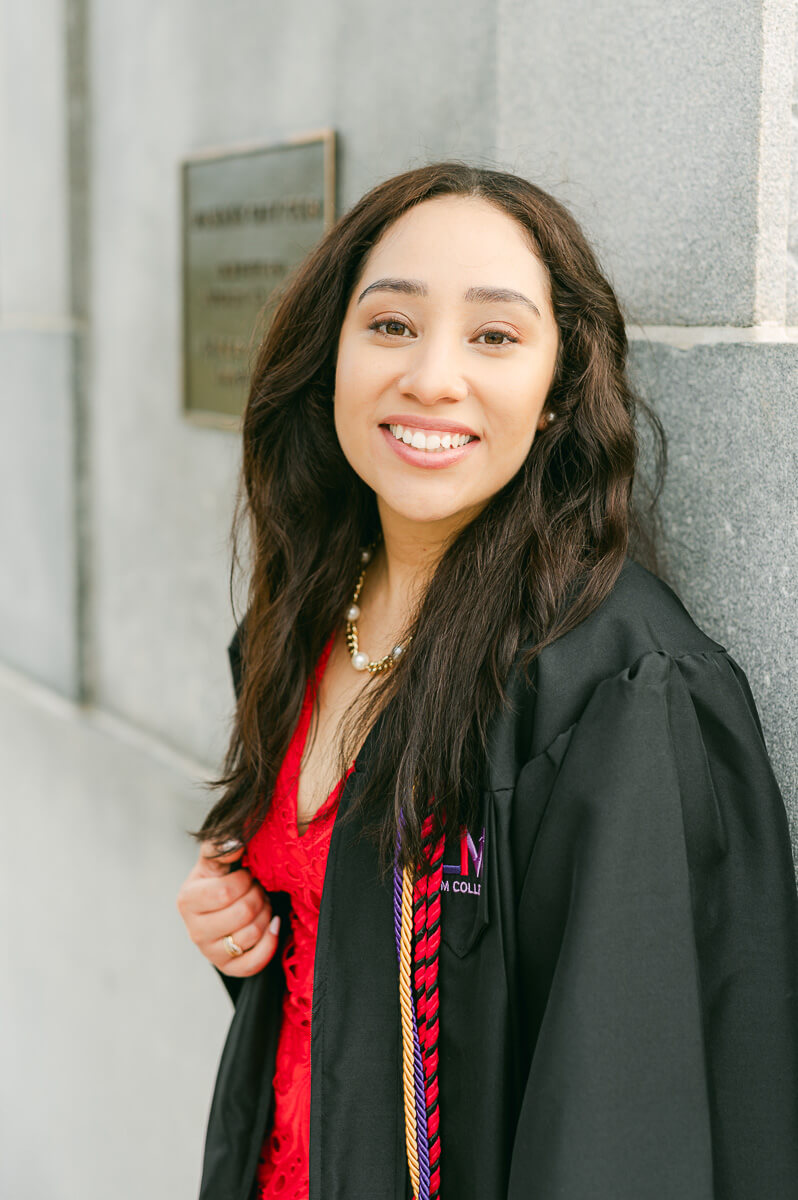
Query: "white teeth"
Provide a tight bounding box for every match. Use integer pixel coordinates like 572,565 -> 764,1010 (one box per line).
387,424 -> 474,452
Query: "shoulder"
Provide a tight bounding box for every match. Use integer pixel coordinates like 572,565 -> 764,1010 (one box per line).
540,555 -> 725,677
494,557 -> 731,774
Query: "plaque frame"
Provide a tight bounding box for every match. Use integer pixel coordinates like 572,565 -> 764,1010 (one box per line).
180,128 -> 336,431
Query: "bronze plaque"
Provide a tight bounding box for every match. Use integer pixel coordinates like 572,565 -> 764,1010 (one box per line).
181,130 -> 335,428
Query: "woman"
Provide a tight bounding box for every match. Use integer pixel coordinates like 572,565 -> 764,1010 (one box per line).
176,162 -> 798,1200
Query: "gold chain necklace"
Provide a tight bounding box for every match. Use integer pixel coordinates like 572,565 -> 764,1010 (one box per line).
345,534 -> 413,673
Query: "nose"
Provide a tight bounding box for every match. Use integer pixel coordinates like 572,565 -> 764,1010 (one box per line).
395,331 -> 470,406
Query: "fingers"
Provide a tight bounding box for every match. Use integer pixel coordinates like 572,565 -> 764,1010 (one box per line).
179,866 -> 254,917
178,835 -> 251,907
214,904 -> 274,956
195,838 -> 245,878
177,873 -> 271,945
216,913 -> 283,977
192,880 -> 272,944
177,836 -> 281,977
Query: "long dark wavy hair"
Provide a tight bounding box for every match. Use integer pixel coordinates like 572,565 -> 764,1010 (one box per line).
196,160 -> 668,881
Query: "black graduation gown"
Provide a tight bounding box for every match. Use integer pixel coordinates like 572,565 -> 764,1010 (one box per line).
198,556 -> 798,1200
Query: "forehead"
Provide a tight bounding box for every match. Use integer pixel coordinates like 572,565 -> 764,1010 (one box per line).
357,195 -> 548,292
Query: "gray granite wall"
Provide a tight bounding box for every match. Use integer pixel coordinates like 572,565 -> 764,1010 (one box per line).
1,1 -> 795,1195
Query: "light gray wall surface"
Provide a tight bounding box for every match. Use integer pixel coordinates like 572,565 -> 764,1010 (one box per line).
0,665 -> 229,1200
499,0 -> 768,325
1,0 -> 796,1196
87,0 -> 497,767
0,330 -> 79,693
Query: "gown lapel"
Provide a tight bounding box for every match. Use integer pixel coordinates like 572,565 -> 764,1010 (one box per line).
309,708 -> 410,1200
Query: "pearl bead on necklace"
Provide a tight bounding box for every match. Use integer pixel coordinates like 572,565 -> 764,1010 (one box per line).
345,533 -> 412,673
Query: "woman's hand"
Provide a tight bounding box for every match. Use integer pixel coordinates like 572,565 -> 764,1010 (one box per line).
176,840 -> 281,976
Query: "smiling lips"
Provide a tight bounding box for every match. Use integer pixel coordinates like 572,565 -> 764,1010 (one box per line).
386,422 -> 476,452
378,422 -> 479,468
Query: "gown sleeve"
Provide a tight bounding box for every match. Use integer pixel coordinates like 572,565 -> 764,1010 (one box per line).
508,648 -> 798,1200
227,615 -> 246,701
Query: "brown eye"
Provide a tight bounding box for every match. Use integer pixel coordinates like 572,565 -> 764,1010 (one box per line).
477,328 -> 518,346
368,318 -> 411,337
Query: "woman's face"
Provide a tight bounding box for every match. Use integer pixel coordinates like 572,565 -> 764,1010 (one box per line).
334,194 -> 560,530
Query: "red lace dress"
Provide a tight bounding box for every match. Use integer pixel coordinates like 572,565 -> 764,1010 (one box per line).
241,631 -> 354,1200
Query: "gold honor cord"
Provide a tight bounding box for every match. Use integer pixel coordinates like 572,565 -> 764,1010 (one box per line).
399,863 -> 421,1198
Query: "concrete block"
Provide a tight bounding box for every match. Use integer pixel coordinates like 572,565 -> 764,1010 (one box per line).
0,0 -> 70,316
628,336 -> 797,826
496,0 -> 767,325
0,329 -> 79,695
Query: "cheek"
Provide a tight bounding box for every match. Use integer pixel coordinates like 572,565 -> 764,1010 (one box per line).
333,361 -> 376,464
487,390 -> 544,458
335,342 -> 383,416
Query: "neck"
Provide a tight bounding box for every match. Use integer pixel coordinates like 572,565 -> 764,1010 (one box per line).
364,497 -> 483,634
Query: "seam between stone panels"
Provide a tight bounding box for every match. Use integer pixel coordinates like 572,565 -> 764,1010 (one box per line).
627,323 -> 798,345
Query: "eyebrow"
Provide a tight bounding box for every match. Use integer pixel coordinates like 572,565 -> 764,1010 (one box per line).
356,276 -> 542,319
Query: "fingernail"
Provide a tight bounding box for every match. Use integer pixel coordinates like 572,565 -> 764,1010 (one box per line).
218,838 -> 243,853
268,915 -> 281,936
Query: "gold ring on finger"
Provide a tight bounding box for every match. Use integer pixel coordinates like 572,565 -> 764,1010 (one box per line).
224,934 -> 244,958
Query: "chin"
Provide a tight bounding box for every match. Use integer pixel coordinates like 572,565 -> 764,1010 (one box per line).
381,493 -> 476,526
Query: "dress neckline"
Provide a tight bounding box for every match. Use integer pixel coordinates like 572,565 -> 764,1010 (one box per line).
292,631 -> 350,842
